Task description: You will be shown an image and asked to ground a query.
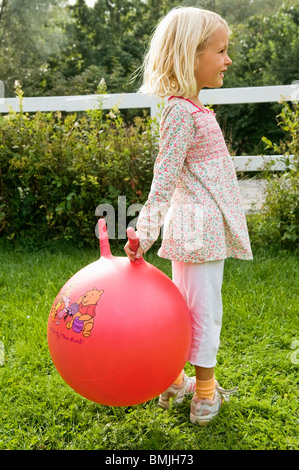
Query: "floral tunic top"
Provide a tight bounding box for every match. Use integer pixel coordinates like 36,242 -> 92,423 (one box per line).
136,96 -> 253,263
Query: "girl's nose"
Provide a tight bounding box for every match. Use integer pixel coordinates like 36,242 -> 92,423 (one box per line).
226,54 -> 232,66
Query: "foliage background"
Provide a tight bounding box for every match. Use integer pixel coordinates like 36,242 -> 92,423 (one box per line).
0,0 -> 298,246
1,1 -> 299,248
0,0 -> 299,155
0,83 -> 158,244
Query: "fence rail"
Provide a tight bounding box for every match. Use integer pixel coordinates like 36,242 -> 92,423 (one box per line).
0,84 -> 296,171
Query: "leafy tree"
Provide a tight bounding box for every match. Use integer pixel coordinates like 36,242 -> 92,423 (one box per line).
215,4 -> 299,154
0,0 -> 70,97
1,0 -> 299,156
2,0 -> 299,99
40,0 -> 180,95
180,0 -> 285,25
227,5 -> 299,87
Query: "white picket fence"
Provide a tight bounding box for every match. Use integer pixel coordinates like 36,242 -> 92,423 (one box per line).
0,84 -> 297,172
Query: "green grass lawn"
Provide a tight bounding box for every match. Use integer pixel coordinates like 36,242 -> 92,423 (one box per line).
0,240 -> 298,450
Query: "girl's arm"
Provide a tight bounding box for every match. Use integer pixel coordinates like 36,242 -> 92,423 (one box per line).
135,103 -> 195,254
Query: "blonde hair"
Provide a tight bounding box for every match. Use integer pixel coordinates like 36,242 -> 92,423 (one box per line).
138,6 -> 229,98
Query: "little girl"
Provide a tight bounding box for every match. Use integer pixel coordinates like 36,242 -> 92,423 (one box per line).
124,6 -> 252,425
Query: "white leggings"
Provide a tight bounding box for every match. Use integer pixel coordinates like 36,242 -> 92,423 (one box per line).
172,259 -> 225,368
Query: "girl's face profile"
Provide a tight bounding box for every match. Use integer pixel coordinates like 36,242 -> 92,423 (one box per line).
194,27 -> 232,92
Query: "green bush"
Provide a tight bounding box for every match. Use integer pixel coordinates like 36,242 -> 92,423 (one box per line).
2,85 -> 298,251
0,84 -> 158,245
255,101 -> 299,250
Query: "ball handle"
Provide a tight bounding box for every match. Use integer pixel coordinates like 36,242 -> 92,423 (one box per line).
98,219 -> 112,257
127,227 -> 143,264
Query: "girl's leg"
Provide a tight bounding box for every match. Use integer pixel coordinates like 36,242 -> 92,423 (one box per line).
195,366 -> 215,400
172,259 -> 224,399
195,366 -> 214,381
172,260 -> 237,423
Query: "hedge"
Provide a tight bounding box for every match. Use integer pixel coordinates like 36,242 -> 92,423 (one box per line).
0,86 -> 158,245
1,85 -> 298,251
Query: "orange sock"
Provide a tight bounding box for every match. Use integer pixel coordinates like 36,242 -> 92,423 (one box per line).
196,377 -> 215,400
173,370 -> 184,386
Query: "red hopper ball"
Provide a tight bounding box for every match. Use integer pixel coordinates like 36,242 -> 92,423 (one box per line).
47,220 -> 192,406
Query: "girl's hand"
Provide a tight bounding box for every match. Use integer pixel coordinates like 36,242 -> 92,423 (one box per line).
124,241 -> 144,262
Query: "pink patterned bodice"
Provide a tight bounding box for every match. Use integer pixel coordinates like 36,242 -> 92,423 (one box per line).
136,96 -> 253,263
